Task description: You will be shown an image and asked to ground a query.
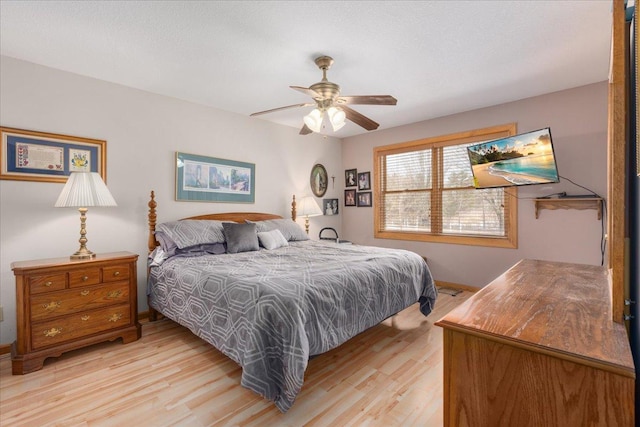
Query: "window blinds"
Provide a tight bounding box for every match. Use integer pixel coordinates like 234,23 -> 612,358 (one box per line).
378,140 -> 510,238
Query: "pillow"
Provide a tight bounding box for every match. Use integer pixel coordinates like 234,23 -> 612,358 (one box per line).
222,222 -> 259,254
257,229 -> 289,250
174,242 -> 227,257
154,230 -> 178,257
155,220 -> 226,252
250,219 -> 309,241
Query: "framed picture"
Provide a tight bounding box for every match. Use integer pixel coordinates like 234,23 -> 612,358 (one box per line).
323,198 -> 339,215
357,171 -> 371,191
0,127 -> 106,183
345,189 -> 356,206
345,168 -> 357,187
357,191 -> 372,207
310,163 -> 328,197
176,152 -> 255,203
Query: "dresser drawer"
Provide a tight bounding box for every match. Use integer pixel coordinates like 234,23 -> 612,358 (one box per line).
69,268 -> 101,287
102,264 -> 130,283
29,273 -> 66,294
30,282 -> 130,322
32,304 -> 131,350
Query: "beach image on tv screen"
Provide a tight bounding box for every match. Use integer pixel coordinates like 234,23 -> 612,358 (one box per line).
467,128 -> 559,188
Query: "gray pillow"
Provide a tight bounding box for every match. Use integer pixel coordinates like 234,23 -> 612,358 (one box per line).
156,220 -> 226,250
223,222 -> 259,254
250,219 -> 309,241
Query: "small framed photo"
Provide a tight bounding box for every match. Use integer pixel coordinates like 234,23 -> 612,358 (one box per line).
357,171 -> 371,191
357,191 -> 372,207
345,168 -> 357,187
344,189 -> 356,207
322,198 -> 339,215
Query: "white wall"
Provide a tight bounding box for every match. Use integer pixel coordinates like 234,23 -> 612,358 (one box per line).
341,82 -> 608,288
0,56 -> 609,344
0,56 -> 343,344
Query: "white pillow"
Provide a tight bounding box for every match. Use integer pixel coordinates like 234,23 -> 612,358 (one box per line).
257,229 -> 289,250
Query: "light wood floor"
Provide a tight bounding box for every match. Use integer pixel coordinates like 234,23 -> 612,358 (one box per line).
0,290 -> 471,427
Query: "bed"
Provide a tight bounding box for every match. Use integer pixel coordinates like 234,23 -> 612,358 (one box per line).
146,191 -> 437,412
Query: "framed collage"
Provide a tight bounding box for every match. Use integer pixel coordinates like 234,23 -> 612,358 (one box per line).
0,127 -> 106,183
176,151 -> 255,203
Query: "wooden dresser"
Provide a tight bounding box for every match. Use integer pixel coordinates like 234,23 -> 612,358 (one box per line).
11,251 -> 141,375
435,259 -> 635,427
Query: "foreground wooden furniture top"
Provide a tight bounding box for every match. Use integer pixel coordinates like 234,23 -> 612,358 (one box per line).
11,252 -> 141,374
436,259 -> 635,427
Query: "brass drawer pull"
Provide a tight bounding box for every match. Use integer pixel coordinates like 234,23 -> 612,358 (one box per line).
108,313 -> 122,322
107,290 -> 122,299
81,315 -> 90,321
82,276 -> 89,281
45,281 -> 53,287
113,271 -> 120,277
80,290 -> 90,296
44,328 -> 62,337
43,301 -> 61,311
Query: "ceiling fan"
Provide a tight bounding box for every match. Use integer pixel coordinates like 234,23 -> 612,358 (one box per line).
250,55 -> 397,135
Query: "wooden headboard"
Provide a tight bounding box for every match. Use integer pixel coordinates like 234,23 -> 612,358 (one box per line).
147,191 -> 298,253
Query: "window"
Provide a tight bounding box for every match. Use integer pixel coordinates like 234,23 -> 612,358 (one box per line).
374,124 -> 518,248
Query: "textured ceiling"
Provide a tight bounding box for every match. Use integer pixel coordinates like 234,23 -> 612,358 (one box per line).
0,1 -> 613,137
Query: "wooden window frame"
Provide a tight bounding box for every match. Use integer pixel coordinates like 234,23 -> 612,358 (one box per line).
374,123 -> 518,248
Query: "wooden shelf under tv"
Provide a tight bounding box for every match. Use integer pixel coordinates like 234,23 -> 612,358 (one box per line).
534,197 -> 603,220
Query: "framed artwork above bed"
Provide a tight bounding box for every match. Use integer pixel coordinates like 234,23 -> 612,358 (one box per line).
175,152 -> 255,203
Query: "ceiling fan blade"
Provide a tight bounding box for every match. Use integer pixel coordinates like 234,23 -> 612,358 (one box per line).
299,124 -> 313,135
250,103 -> 314,116
341,105 -> 380,131
290,86 -> 321,99
337,95 -> 397,105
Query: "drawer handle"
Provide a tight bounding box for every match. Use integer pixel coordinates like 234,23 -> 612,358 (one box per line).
82,276 -> 89,281
45,281 -> 53,287
43,301 -> 61,311
44,328 -> 62,338
81,315 -> 90,321
108,313 -> 122,322
80,290 -> 90,296
113,271 -> 120,277
107,290 -> 122,299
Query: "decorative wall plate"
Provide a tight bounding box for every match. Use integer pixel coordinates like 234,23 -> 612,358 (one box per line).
310,163 -> 328,197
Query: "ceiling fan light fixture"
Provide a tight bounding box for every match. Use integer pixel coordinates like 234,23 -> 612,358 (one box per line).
304,108 -> 323,133
328,107 -> 346,131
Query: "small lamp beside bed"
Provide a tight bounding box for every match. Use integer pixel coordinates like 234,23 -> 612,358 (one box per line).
296,196 -> 323,234
55,172 -> 117,260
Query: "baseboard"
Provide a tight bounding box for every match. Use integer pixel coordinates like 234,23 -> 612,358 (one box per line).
435,280 -> 480,293
137,310 -> 149,321
0,343 -> 10,356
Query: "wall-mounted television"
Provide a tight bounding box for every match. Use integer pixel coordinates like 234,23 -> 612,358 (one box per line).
467,127 -> 560,189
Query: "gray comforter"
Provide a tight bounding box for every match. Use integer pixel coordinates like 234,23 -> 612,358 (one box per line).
147,240 -> 436,412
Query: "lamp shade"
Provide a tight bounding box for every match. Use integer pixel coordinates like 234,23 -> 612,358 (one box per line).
55,172 -> 117,208
297,196 -> 322,217
303,109 -> 323,133
327,107 -> 346,131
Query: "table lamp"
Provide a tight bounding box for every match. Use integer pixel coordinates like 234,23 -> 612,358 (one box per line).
55,172 -> 117,260
297,196 -> 322,234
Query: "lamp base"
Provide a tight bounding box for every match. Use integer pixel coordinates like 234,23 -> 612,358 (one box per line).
70,207 -> 95,260
70,248 -> 96,260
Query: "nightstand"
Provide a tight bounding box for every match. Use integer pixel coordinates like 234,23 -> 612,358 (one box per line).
11,251 -> 141,375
